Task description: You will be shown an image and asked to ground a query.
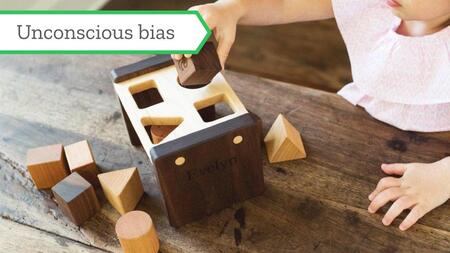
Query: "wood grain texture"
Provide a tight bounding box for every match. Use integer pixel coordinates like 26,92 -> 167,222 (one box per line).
174,41 -> 222,86
98,167 -> 144,215
103,0 -> 352,92
0,218 -> 105,253
264,114 -> 306,163
150,125 -> 178,144
0,55 -> 448,253
150,113 -> 265,227
115,211 -> 159,253
26,144 -> 69,189
52,172 -> 101,226
64,140 -> 100,186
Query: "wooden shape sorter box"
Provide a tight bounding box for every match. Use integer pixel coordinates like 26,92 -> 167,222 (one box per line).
111,55 -> 265,227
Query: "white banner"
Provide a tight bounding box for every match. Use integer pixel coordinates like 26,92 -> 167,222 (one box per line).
0,11 -> 211,53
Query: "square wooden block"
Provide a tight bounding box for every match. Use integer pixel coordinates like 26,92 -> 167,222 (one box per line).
98,167 -> 144,215
64,140 -> 99,186
52,172 -> 100,226
26,144 -> 69,189
174,41 -> 221,86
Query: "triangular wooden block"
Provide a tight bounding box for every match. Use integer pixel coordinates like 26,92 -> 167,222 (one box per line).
264,114 -> 306,163
98,167 -> 144,215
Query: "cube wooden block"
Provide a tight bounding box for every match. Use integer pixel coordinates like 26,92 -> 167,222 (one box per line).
115,211 -> 159,253
264,114 -> 306,163
98,167 -> 144,215
64,140 -> 99,186
26,144 -> 69,189
52,172 -> 100,225
174,41 -> 221,86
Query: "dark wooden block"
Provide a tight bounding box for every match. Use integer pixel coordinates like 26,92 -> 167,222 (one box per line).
150,113 -> 265,227
174,42 -> 222,86
52,172 -> 100,226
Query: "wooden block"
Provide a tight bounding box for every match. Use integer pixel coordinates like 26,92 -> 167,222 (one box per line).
264,114 -> 306,163
52,172 -> 100,225
115,211 -> 159,253
64,140 -> 99,186
174,41 -> 222,86
150,125 -> 178,144
98,167 -> 144,215
26,144 -> 69,189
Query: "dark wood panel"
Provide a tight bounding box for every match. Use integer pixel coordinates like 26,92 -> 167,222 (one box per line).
103,0 -> 352,92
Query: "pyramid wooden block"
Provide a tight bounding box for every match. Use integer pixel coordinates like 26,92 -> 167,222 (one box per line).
264,114 -> 306,163
52,172 -> 100,225
64,140 -> 99,186
26,144 -> 69,189
98,167 -> 144,215
115,211 -> 159,253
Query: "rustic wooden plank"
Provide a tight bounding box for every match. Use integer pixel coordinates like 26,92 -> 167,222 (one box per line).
0,217 -> 105,253
0,55 -> 448,253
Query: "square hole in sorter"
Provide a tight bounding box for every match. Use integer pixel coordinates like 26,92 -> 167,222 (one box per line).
194,94 -> 235,122
129,80 -> 163,109
141,117 -> 183,145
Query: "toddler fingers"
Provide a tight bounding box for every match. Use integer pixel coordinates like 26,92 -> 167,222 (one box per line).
399,206 -> 427,231
369,177 -> 401,201
216,33 -> 235,69
368,187 -> 404,214
171,54 -> 183,61
381,163 -> 407,175
184,54 -> 192,58
382,197 -> 416,226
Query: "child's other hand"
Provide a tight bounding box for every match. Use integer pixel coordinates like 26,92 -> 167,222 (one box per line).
172,1 -> 242,68
368,157 -> 450,231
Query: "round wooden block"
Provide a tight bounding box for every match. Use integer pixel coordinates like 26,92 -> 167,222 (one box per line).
150,125 -> 177,144
115,211 -> 159,253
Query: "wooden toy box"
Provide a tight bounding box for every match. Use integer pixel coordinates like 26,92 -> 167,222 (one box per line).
111,55 -> 264,227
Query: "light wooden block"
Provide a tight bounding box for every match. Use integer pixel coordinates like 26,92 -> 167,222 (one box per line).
115,211 -> 159,253
52,172 -> 100,226
26,144 -> 69,189
98,167 -> 144,215
64,140 -> 99,186
264,114 -> 306,163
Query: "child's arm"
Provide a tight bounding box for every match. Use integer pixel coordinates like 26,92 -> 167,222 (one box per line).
235,0 -> 333,25
173,0 -> 333,67
368,157 -> 450,231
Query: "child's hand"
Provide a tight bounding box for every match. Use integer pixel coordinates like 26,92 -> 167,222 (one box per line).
368,157 -> 450,231
172,1 -> 243,68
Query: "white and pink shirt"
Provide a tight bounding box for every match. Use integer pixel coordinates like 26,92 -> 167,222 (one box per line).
332,0 -> 450,132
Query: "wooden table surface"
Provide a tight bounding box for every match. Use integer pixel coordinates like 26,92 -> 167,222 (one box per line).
0,56 -> 449,253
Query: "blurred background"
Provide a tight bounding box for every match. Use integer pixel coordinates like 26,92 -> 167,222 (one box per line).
1,0 -> 352,92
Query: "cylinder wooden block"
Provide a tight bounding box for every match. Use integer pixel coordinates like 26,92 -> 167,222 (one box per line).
150,125 -> 177,144
115,211 -> 159,253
